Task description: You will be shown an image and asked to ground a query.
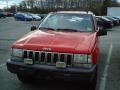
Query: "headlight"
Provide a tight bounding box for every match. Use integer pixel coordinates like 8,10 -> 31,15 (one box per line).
11,48 -> 23,62
73,54 -> 92,68
12,48 -> 23,58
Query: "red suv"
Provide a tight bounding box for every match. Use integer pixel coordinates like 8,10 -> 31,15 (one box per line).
7,11 -> 107,89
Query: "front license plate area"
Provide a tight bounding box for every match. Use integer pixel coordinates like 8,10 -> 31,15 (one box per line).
56,62 -> 66,68
24,58 -> 33,64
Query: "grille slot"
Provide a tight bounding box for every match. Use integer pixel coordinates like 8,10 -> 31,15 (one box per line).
67,55 -> 72,65
60,54 -> 65,62
53,54 -> 58,64
24,51 -> 27,58
35,52 -> 39,62
41,52 -> 45,62
29,51 -> 33,59
47,53 -> 51,63
23,50 -> 73,67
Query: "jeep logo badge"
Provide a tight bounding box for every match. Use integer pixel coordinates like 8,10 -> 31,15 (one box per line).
42,48 -> 52,51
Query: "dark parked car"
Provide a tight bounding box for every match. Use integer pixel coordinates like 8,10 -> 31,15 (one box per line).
0,12 -> 6,18
96,16 -> 113,29
14,12 -> 33,21
112,16 -> 120,24
104,16 -> 119,26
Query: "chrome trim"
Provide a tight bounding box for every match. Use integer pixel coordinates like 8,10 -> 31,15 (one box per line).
44,52 -> 47,63
39,52 -> 41,63
58,53 -> 60,62
64,54 -> 67,64
32,51 -> 35,61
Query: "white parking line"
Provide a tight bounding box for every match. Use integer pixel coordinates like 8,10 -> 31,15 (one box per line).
99,43 -> 113,90
0,64 -> 5,67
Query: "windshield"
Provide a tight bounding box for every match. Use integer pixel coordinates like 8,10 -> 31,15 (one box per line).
105,16 -> 116,20
39,13 -> 93,32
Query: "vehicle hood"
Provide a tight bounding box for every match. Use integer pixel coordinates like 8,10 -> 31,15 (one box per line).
12,30 -> 97,54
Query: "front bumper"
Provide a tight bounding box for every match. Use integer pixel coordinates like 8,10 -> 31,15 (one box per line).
6,59 -> 97,82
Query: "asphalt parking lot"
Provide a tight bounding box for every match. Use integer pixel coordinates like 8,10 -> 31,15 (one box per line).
0,17 -> 120,90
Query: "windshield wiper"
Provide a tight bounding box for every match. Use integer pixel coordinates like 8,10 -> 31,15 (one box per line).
39,27 -> 56,31
56,28 -> 78,32
39,27 -> 79,32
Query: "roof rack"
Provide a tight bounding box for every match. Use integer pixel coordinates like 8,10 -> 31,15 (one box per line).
55,11 -> 95,16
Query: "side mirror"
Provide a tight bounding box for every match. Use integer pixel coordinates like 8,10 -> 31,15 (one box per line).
31,26 -> 37,31
97,28 -> 107,36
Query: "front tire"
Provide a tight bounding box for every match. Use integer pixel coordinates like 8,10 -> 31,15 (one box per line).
89,66 -> 98,90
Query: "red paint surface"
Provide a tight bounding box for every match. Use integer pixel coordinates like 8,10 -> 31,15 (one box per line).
12,29 -> 99,64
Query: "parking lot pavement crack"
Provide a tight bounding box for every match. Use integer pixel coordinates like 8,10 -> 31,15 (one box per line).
0,39 -> 16,41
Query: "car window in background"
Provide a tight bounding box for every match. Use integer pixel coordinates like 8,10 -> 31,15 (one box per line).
101,17 -> 110,21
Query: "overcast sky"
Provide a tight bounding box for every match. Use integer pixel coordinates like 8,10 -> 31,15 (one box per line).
0,0 -> 23,9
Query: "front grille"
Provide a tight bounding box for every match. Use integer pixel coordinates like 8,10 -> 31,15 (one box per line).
23,50 -> 73,67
